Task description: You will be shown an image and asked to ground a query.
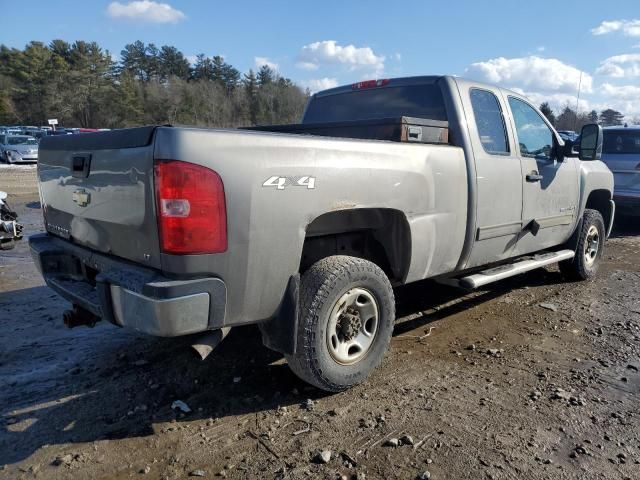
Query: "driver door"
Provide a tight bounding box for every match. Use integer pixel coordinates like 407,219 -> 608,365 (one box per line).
505,96 -> 579,255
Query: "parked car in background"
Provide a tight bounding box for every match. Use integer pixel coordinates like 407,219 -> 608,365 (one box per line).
558,130 -> 579,142
1,135 -> 39,163
21,128 -> 46,142
602,125 -> 640,216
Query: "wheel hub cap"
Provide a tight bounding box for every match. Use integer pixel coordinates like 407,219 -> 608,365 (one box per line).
327,288 -> 379,365
584,225 -> 600,267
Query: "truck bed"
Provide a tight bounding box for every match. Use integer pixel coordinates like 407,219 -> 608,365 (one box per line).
246,117 -> 449,145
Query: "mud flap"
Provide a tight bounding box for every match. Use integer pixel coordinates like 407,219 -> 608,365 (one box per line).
564,217 -> 584,252
259,274 -> 299,355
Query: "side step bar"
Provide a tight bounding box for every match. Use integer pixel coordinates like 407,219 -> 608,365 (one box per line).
450,250 -> 575,289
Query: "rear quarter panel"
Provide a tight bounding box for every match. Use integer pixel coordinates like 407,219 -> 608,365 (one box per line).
153,127 -> 468,325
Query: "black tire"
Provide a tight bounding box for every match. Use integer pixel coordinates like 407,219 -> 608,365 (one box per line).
285,255 -> 395,392
559,209 -> 605,281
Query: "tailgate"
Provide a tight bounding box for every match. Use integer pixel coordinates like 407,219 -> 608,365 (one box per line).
602,153 -> 640,196
37,126 -> 162,269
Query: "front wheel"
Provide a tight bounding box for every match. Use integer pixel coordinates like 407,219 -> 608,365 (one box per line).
285,256 -> 395,392
560,209 -> 605,281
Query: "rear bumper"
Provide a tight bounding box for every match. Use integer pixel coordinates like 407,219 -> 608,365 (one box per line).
29,233 -> 227,336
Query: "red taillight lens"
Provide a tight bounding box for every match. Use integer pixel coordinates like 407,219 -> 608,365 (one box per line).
154,160 -> 227,254
351,79 -> 390,90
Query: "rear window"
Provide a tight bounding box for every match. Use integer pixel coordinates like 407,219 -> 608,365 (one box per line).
303,84 -> 447,123
469,88 -> 509,155
603,130 -> 640,154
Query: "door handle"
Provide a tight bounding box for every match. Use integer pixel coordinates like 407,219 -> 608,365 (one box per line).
526,171 -> 543,182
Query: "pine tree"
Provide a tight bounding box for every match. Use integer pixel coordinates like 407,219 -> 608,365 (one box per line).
192,54 -> 214,81
158,45 -> 190,81
257,65 -> 274,86
120,41 -> 148,81
599,109 -> 624,127
243,69 -> 259,124
539,102 -> 556,126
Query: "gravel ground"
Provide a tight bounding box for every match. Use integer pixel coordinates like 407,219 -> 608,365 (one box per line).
0,165 -> 639,480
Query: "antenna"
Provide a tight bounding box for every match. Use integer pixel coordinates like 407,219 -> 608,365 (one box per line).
573,71 -> 583,131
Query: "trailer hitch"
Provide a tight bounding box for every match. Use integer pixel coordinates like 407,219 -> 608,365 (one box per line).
63,305 -> 100,329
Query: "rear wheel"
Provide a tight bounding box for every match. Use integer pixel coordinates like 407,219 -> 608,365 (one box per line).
559,209 -> 605,280
285,255 -> 395,392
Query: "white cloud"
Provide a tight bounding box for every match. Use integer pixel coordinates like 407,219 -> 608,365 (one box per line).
601,83 -> 640,97
596,53 -> 640,78
591,19 -> 640,37
600,83 -> 640,115
466,56 -> 592,94
296,61 -> 319,71
511,88 -> 591,113
634,44 -> 640,49
536,46 -> 546,52
254,56 -> 278,71
297,40 -> 385,74
301,78 -> 339,93
107,1 -> 185,24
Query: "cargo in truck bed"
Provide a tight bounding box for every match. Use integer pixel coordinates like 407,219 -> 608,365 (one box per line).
246,116 -> 449,145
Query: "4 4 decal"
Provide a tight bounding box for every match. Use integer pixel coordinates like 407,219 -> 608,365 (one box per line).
262,175 -> 316,190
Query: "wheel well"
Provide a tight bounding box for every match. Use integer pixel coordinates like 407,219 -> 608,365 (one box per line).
300,208 -> 411,283
585,189 -> 612,230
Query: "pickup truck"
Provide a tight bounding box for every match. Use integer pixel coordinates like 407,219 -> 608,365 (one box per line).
30,75 -> 614,392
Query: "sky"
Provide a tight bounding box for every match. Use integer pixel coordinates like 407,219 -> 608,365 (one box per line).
3,0 -> 640,118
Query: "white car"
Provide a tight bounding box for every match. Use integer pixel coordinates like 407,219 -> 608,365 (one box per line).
0,135 -> 39,163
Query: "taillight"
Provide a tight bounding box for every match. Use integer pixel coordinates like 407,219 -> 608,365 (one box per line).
154,160 -> 227,254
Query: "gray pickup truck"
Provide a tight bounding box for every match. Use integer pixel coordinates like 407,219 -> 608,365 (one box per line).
30,76 -> 614,392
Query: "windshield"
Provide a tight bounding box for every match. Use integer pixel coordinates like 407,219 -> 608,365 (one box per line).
303,84 -> 447,123
603,130 -> 640,155
7,136 -> 37,146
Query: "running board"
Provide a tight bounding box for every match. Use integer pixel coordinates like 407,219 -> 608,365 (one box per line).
450,250 -> 575,289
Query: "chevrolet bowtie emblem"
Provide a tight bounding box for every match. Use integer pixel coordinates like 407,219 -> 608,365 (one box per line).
72,189 -> 90,207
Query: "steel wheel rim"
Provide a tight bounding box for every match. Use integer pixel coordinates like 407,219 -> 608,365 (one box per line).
326,288 -> 379,365
584,225 -> 600,266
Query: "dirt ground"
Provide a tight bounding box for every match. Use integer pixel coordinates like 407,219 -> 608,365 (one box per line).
1,165 -> 639,480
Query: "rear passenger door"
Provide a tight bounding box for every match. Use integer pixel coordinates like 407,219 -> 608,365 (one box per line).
505,96 -> 579,255
462,85 -> 523,268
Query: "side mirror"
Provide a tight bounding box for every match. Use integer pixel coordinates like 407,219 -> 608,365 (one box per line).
579,124 -> 603,161
562,138 -> 577,158
552,134 -> 566,161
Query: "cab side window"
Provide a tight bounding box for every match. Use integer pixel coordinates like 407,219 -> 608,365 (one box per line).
470,89 -> 509,155
508,97 -> 553,160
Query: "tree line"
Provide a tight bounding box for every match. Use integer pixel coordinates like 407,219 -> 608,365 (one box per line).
0,40 -> 308,128
539,102 -> 637,132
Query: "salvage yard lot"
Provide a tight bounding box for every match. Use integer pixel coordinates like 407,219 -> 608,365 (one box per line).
0,166 -> 639,480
